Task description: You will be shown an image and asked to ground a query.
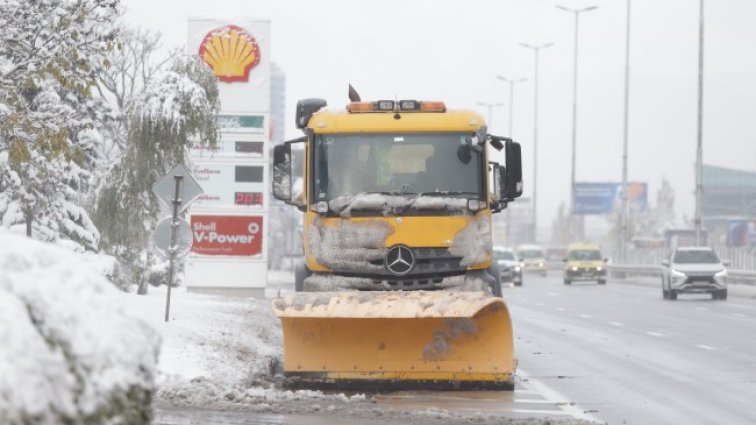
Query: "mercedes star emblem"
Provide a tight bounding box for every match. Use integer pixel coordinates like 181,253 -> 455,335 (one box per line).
385,245 -> 415,275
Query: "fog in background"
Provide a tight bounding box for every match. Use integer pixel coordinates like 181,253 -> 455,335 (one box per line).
123,0 -> 756,234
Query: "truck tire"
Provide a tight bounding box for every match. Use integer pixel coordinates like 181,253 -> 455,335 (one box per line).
294,263 -> 310,292
488,263 -> 502,297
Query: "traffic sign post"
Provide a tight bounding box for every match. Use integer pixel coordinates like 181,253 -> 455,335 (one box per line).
153,164 -> 203,322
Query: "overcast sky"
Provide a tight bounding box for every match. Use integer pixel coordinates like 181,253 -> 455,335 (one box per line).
122,0 -> 756,234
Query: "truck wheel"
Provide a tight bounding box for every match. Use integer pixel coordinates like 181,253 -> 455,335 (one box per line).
487,263 -> 502,296
294,263 -> 310,292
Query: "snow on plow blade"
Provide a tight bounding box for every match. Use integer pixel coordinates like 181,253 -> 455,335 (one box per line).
271,291 -> 515,390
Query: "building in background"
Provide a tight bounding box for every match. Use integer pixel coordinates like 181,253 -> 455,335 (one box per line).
270,62 -> 286,145
701,164 -> 756,246
185,19 -> 271,295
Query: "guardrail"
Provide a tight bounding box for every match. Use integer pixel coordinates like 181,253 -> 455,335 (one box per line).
607,264 -> 756,285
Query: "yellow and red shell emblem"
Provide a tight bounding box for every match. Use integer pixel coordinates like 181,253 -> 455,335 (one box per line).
198,25 -> 260,82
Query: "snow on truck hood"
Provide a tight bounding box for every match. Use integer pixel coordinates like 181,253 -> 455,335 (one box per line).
307,213 -> 492,272
328,193 -> 470,218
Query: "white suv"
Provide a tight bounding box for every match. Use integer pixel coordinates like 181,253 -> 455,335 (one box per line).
661,247 -> 729,300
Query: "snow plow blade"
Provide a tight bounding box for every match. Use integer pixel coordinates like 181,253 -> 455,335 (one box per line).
271,291 -> 515,390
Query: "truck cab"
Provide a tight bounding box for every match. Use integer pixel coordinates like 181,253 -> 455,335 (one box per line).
273,98 -> 523,296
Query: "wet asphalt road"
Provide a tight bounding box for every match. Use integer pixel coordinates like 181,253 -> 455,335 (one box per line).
155,275 -> 756,425
509,274 -> 756,425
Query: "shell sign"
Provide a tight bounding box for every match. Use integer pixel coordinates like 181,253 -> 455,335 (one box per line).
198,25 -> 260,82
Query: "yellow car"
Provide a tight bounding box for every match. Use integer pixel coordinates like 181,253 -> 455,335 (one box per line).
563,243 -> 607,285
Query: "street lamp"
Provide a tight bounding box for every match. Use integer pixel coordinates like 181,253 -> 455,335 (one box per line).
556,3 -> 598,241
620,0 -> 631,260
694,0 -> 705,245
495,76 -> 527,137
476,101 -> 505,129
516,42 -> 554,243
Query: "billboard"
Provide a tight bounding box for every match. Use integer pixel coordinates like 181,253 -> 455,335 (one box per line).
191,215 -> 263,256
574,182 -> 647,215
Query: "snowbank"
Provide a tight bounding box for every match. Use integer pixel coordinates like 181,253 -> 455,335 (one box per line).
0,235 -> 160,425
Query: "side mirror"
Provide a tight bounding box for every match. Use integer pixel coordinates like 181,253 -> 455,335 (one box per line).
503,141 -> 523,200
490,162 -> 506,213
295,98 -> 327,129
273,137 -> 307,206
661,260 -> 670,267
722,260 -> 731,267
272,144 -> 292,201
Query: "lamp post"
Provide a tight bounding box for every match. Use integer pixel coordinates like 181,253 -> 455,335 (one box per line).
694,0 -> 705,245
495,76 -> 526,245
620,0 -> 631,260
556,4 -> 598,241
476,101 -> 505,130
495,76 -> 527,137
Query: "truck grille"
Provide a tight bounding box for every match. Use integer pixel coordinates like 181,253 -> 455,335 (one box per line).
367,248 -> 464,278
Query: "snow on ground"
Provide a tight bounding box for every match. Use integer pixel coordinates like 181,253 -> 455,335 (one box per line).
136,274 -> 595,425
0,235 -> 160,425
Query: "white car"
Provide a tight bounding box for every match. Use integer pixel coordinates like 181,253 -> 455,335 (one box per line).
494,247 -> 522,286
661,247 -> 729,300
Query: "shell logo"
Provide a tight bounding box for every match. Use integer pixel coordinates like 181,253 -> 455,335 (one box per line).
198,25 -> 260,82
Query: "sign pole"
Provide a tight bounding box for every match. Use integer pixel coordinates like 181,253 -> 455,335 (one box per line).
165,175 -> 184,322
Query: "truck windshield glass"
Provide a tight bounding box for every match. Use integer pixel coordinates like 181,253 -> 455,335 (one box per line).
313,133 -> 482,201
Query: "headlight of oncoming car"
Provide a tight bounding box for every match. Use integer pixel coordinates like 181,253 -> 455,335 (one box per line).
715,269 -> 727,277
671,269 -> 686,277
596,266 -> 602,271
571,266 -> 578,271
515,266 -> 521,272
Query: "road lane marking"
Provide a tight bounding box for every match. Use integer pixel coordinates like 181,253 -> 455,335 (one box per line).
511,409 -> 571,415
646,331 -> 664,337
518,369 -> 599,422
609,321 -> 624,327
514,398 -> 555,404
695,344 -> 718,350
579,314 -> 592,319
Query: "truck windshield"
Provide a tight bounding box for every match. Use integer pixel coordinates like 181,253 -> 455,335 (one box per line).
313,133 -> 483,202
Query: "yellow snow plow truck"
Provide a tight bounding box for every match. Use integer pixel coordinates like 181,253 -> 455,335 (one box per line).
271,94 -> 523,390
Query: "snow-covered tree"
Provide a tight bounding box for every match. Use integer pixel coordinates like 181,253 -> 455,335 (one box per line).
94,55 -> 219,293
0,0 -> 120,251
92,26 -> 177,165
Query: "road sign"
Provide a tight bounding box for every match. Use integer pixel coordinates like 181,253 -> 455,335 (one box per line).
152,164 -> 204,213
154,217 -> 192,259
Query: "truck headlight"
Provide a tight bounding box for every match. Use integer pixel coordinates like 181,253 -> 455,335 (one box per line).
315,201 -> 329,213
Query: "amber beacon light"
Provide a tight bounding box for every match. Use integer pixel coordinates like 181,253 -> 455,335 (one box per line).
199,25 -> 261,82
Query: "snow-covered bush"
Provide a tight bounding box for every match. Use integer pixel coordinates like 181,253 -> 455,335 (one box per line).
0,234 -> 160,425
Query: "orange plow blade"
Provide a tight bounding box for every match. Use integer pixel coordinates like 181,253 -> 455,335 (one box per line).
271,291 -> 515,390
